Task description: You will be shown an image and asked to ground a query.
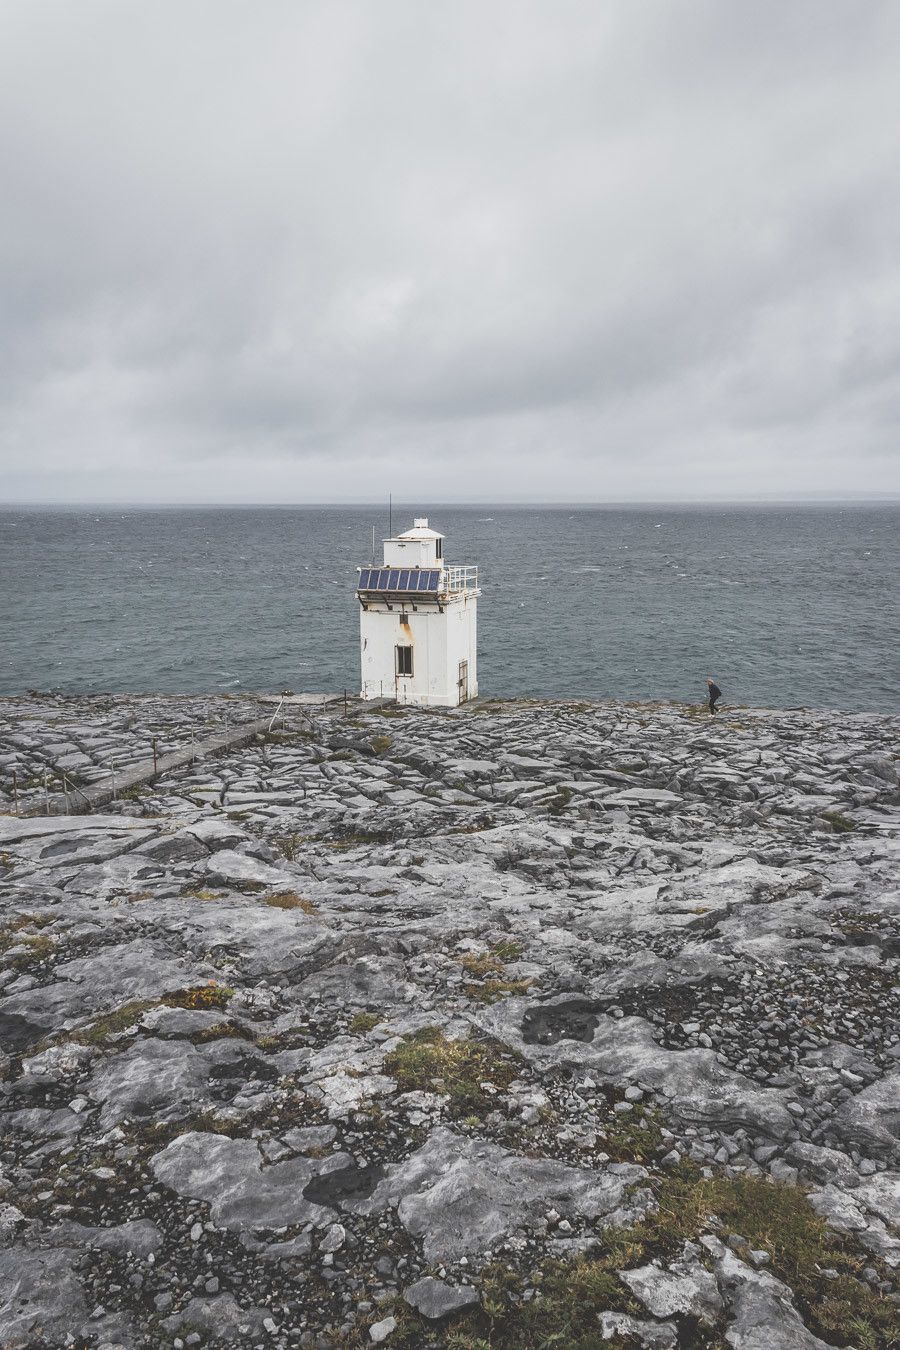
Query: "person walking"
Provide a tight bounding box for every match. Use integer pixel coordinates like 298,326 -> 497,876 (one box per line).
707,677 -> 722,715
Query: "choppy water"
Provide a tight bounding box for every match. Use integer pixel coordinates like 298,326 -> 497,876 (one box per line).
1,504 -> 897,711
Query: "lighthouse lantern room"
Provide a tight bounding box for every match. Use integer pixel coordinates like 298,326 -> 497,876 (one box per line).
357,518 -> 480,706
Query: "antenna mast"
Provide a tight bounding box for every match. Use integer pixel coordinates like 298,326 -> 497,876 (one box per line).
389,493 -> 392,539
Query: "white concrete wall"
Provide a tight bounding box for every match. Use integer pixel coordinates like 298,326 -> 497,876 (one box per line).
443,594 -> 478,702
359,594 -> 477,706
382,537 -> 440,567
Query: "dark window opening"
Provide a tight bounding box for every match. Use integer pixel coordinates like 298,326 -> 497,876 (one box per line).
435,539 -> 442,559
396,645 -> 413,677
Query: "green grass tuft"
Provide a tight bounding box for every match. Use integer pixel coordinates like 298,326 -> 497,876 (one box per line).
383,1027 -> 520,1117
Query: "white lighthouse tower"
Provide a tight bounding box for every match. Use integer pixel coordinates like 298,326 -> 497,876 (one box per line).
356,518 -> 480,706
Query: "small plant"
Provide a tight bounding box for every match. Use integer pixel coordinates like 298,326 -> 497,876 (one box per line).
821,810 -> 856,833
191,1021 -> 250,1044
459,942 -> 530,1002
264,891 -> 317,914
272,833 -> 306,860
369,734 -> 394,756
349,1011 -> 382,1034
326,829 -> 392,851
254,1033 -> 281,1051
384,1027 -> 520,1117
0,918 -> 55,969
179,886 -> 224,902
599,1105 -> 665,1164
459,951 -> 504,979
491,939 -> 523,962
464,978 -> 532,1005
68,999 -> 157,1045
165,984 -> 235,1011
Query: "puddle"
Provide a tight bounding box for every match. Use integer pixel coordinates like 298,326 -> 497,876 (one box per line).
0,1012 -> 49,1053
302,1161 -> 384,1206
521,999 -> 600,1046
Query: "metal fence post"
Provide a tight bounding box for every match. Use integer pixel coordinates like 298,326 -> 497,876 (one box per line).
152,738 -> 158,776
12,770 -> 18,816
44,773 -> 49,814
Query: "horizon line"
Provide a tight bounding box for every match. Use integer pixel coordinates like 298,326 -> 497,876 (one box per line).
2,493 -> 899,510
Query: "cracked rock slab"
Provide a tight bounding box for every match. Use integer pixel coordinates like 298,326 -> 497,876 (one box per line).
149,1131 -> 347,1229
343,1126 -> 650,1261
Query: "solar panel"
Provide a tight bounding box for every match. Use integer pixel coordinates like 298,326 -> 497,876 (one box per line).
357,567 -> 443,591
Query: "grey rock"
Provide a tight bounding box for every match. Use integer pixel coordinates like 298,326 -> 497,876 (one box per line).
598,1311 -> 678,1348
150,1131 -> 343,1230
89,1038 -> 212,1129
347,1127 -> 650,1261
403,1276 -> 480,1319
832,1075 -> 900,1162
0,1246 -> 88,1348
50,1219 -> 162,1258
715,1247 -> 832,1349
619,1244 -> 722,1323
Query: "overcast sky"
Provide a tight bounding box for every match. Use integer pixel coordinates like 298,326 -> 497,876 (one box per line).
1,1 -> 899,504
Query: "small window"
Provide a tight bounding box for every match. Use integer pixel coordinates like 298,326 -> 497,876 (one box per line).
396,645 -> 413,677
435,538 -> 442,559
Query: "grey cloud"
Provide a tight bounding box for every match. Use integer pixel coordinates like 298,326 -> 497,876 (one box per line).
1,0 -> 899,502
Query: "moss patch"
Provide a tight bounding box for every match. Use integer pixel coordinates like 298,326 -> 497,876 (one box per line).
459,943 -> 531,1003
383,1027 -> 520,1117
264,890 -> 317,913
1,915 -> 55,970
491,939 -> 524,962
600,1105 -> 665,1164
821,810 -> 856,833
179,886 -> 225,902
349,1011 -> 382,1034
459,952 -> 504,979
464,978 -> 532,1005
65,984 -> 237,1046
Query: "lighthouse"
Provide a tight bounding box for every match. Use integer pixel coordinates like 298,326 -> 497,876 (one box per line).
356,518 -> 480,706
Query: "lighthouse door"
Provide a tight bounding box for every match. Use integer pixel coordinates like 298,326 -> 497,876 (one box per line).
457,660 -> 469,704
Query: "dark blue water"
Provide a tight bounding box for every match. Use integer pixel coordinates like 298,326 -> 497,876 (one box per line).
1,504 -> 897,711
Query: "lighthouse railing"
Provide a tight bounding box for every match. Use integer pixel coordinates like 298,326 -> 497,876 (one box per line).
442,565 -> 479,593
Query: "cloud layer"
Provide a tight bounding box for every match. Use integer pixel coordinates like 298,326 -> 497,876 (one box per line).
2,0 -> 899,501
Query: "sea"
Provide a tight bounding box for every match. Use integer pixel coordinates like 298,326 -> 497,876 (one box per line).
1,504 -> 898,713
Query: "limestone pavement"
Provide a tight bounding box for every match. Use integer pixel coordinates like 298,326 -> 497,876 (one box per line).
0,692 -> 898,1347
